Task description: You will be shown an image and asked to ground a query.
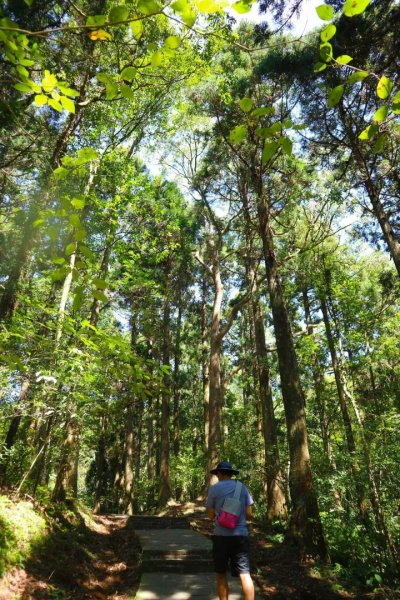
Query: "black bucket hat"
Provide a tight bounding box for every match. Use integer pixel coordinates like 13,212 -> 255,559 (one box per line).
210,460 -> 239,476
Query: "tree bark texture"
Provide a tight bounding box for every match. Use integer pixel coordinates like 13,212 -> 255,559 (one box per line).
257,197 -> 328,560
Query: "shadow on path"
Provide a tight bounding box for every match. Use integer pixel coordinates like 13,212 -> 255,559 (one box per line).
0,514 -> 141,599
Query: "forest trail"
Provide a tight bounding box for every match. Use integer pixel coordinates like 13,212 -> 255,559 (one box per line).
0,501 -> 368,599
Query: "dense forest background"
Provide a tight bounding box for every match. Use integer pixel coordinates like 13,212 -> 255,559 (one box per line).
1,0 -> 399,592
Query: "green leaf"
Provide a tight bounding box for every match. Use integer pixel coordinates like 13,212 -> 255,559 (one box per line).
131,20 -> 144,39
283,119 -> 292,128
229,124 -> 248,144
262,141 -> 279,165
96,72 -> 114,84
48,98 -> 62,112
34,94 -> 48,106
239,97 -> 254,112
279,136 -> 292,156
320,24 -> 336,42
269,121 -> 282,134
60,96 -> 75,113
51,267 -> 69,281
195,0 -> 229,13
373,105 -> 388,123
251,106 -> 274,117
71,197 -> 85,210
121,66 -> 136,81
33,218 -> 45,228
121,84 -> 135,100
86,14 -> 106,27
376,76 -> 393,100
108,6 -> 129,22
16,65 -> 29,78
65,242 -> 76,255
79,245 -> 95,261
293,124 -> 307,130
165,35 -> 180,49
358,124 -> 378,140
75,229 -> 87,242
343,0 -> 371,17
313,62 -> 328,72
58,85 -> 80,98
73,288 -> 85,310
106,83 -> 118,99
347,70 -> 369,84
255,127 -> 273,139
69,214 -> 81,228
320,42 -> 333,62
93,290 -> 108,302
19,58 -> 34,67
78,147 -> 98,161
336,54 -> 352,65
373,134 -> 386,153
316,4 -> 334,20
14,83 -> 32,93
138,0 -> 161,14
41,70 -> 58,92
232,0 -> 252,14
151,50 -> 163,68
327,84 -> 344,107
52,257 -> 66,265
92,278 -> 108,290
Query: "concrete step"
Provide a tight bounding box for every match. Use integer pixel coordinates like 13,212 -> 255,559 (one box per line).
142,558 -> 214,573
131,515 -> 190,529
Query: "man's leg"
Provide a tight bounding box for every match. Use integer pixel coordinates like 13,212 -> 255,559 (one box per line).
239,573 -> 255,600
216,573 -> 229,600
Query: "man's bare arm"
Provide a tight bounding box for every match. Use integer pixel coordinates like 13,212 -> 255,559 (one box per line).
208,508 -> 216,520
246,505 -> 253,519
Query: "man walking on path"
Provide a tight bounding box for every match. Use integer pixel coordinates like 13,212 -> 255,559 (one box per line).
206,461 -> 255,600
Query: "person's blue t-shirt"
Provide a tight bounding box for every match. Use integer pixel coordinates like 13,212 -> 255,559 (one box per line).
206,479 -> 254,536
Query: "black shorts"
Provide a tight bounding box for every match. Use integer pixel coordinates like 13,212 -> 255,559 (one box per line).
212,535 -> 251,576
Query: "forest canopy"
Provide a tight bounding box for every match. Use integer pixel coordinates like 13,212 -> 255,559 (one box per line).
0,0 -> 399,591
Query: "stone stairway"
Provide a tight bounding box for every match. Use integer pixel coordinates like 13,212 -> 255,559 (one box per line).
133,516 -> 214,574
133,515 -> 246,599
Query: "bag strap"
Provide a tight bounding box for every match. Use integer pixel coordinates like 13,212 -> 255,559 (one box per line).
233,481 -> 242,500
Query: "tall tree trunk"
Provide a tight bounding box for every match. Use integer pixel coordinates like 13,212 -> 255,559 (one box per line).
159,260 -> 172,505
52,414 -> 79,501
256,194 -> 328,560
172,295 -> 183,456
320,294 -> 370,524
201,276 -> 210,453
240,178 -> 287,522
124,404 -> 135,514
93,414 -> 107,514
207,233 -> 224,481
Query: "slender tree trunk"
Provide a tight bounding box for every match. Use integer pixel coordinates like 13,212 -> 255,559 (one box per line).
124,404 -> 135,514
320,294 -> 370,524
159,258 -> 172,505
207,235 -> 224,481
172,296 -> 183,456
201,276 -> 210,452
93,414 -> 107,514
256,193 -> 328,560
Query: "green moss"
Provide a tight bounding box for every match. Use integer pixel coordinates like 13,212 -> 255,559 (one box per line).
0,495 -> 47,576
